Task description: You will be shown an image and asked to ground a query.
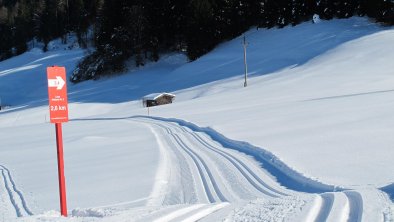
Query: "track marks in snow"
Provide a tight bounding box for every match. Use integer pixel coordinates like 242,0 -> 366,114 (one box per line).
151,203 -> 229,222
307,191 -> 363,222
151,120 -> 230,203
0,165 -> 33,217
138,116 -> 336,193
152,204 -> 205,222
188,131 -> 288,198
138,118 -> 290,205
178,202 -> 229,222
344,191 -> 363,222
315,193 -> 335,222
134,117 -> 367,221
172,133 -> 228,203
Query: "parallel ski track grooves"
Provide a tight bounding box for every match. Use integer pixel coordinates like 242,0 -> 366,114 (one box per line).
0,165 -> 33,217
135,117 -> 366,221
188,131 -> 288,197
146,118 -> 287,200
170,129 -> 228,203
156,119 -> 286,198
344,191 -> 363,222
1,169 -> 21,217
315,193 -> 334,222
147,119 -> 227,203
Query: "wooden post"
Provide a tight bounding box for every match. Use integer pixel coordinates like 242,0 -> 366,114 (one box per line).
243,35 -> 248,87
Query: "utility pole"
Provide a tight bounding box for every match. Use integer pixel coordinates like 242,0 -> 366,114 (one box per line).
243,35 -> 248,87
66,0 -> 70,43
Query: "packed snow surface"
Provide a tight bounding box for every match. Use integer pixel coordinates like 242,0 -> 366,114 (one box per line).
1,17 -> 394,221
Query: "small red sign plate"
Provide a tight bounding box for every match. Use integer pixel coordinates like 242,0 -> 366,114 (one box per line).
47,66 -> 68,123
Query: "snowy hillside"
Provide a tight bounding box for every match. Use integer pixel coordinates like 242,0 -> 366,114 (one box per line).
1,17 -> 394,221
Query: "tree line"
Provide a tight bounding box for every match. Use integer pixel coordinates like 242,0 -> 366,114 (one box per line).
0,0 -> 101,60
0,0 -> 393,83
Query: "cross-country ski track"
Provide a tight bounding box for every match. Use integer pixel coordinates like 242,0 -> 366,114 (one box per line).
0,165 -> 33,220
123,116 -> 388,222
1,116 -> 391,221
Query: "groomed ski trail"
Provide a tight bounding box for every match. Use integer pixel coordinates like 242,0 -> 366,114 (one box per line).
0,165 -> 33,218
130,117 -> 388,222
307,191 -> 360,222
134,117 -> 292,205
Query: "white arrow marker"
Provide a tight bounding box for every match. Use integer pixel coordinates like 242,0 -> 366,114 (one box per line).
48,76 -> 66,90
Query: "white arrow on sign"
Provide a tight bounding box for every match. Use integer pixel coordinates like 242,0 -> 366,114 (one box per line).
48,76 -> 66,90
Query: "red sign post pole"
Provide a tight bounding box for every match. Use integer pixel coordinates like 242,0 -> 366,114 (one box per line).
47,66 -> 69,217
55,123 -> 67,216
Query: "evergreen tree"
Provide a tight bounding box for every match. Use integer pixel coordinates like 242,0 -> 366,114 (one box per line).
38,0 -> 57,51
3,0 -> 394,81
244,0 -> 264,28
359,0 -> 394,24
69,0 -> 86,47
262,0 -> 284,28
0,23 -> 12,60
290,0 -> 315,25
185,0 -> 218,60
333,0 -> 357,18
380,0 -> 394,25
316,0 -> 334,19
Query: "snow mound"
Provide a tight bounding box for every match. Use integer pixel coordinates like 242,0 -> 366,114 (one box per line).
313,14 -> 321,24
226,196 -> 307,222
381,184 -> 394,202
71,208 -> 113,218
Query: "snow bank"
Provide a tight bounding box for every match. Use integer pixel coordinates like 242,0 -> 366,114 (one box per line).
381,184 -> 394,202
71,208 -> 112,218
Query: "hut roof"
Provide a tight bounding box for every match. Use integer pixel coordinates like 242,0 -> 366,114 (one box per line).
142,92 -> 175,101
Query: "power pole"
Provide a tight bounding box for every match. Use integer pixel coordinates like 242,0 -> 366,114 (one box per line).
243,35 -> 248,87
66,0 -> 70,42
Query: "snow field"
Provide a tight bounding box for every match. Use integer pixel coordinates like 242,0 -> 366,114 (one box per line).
1,17 -> 394,221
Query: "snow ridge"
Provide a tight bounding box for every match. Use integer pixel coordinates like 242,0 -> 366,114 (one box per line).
186,128 -> 286,197
381,184 -> 394,202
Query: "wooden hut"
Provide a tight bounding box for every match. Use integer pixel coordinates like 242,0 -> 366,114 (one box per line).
142,93 -> 175,107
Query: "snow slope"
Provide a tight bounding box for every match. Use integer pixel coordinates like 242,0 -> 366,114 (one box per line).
1,17 -> 394,221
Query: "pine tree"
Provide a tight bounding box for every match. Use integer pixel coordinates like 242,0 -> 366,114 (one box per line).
275,0 -> 292,28
262,0 -> 284,28
359,0 -> 394,24
124,4 -> 149,66
380,1 -> 394,25
333,0 -> 357,18
185,0 -> 218,60
244,0 -> 264,28
288,0 -> 315,25
317,0 -> 334,19
0,23 -> 12,60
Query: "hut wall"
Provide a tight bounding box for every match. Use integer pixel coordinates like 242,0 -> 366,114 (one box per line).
146,100 -> 157,107
156,96 -> 173,105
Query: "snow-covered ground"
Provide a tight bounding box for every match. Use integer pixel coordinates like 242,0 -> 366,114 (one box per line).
1,17 -> 394,221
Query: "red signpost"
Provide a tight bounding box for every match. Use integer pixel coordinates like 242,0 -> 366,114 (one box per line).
47,66 -> 68,217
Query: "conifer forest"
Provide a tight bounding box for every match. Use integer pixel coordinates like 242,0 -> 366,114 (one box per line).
0,0 -> 393,82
